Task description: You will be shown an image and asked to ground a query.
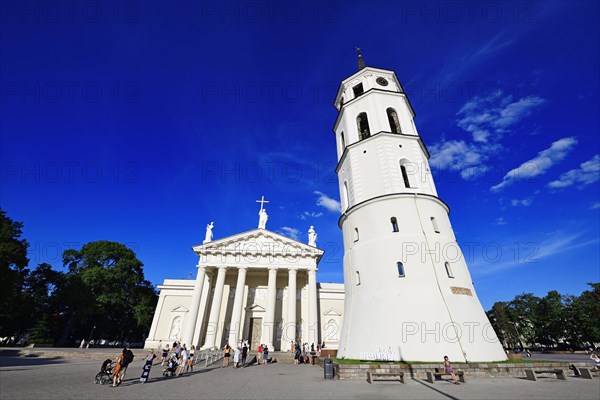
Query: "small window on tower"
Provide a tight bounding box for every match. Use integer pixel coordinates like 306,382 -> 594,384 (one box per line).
340,131 -> 345,150
343,181 -> 350,211
353,227 -> 359,242
386,108 -> 402,134
352,83 -> 364,98
431,217 -> 440,233
357,113 -> 370,140
397,262 -> 405,277
401,165 -> 411,188
354,270 -> 361,285
445,262 -> 454,278
391,217 -> 399,232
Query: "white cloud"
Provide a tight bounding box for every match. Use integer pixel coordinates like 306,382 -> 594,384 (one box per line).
279,227 -> 300,240
299,211 -> 323,220
314,191 -> 341,213
491,137 -> 578,192
591,201 -> 600,210
493,217 -> 507,225
428,140 -> 501,180
511,198 -> 533,207
457,91 -> 545,143
547,154 -> 600,189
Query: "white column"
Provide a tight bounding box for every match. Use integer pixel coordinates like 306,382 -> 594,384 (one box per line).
181,264 -> 207,347
146,291 -> 166,343
203,266 -> 227,349
307,268 -> 318,346
286,268 -> 298,343
262,267 -> 278,349
228,267 -> 248,346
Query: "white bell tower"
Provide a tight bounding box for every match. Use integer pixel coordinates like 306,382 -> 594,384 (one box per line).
334,52 -> 506,362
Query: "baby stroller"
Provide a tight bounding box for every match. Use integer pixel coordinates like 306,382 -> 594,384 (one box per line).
162,354 -> 178,377
94,359 -> 113,385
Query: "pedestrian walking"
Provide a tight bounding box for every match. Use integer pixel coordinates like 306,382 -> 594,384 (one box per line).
140,350 -> 157,383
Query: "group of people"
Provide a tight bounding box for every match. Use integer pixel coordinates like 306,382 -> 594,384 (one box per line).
292,341 -> 321,365
222,340 -> 249,368
160,341 -> 196,377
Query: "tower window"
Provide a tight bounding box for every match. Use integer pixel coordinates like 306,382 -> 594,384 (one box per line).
352,83 -> 364,98
445,262 -> 454,278
343,181 -> 350,211
431,217 -> 440,233
353,227 -> 359,242
397,262 -> 405,277
401,165 -> 411,188
390,217 -> 399,232
387,108 -> 402,134
354,270 -> 361,285
357,112 -> 370,141
340,131 -> 345,150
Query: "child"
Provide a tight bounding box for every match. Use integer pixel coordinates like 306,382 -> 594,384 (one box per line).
443,356 -> 460,384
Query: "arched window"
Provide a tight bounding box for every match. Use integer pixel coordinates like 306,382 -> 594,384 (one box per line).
401,165 -> 411,188
356,112 -> 370,140
387,108 -> 401,134
445,262 -> 454,278
431,217 -> 440,233
343,181 -> 350,211
391,217 -> 399,232
397,262 -> 405,277
353,227 -> 359,242
354,270 -> 361,285
340,131 -> 345,151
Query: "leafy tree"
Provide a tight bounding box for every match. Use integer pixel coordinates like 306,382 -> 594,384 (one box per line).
24,263 -> 64,344
57,241 -> 157,345
507,293 -> 540,345
567,283 -> 600,347
0,209 -> 30,342
487,302 -> 520,349
535,290 -> 567,346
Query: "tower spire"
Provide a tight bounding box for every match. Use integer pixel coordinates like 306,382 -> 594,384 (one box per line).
355,46 -> 366,70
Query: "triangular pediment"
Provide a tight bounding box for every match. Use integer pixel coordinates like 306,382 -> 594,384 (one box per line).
192,228 -> 324,260
245,304 -> 265,312
323,308 -> 342,316
171,305 -> 189,313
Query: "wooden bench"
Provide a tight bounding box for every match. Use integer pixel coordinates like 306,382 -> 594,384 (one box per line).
367,370 -> 405,384
580,368 -> 600,379
426,370 -> 465,383
524,369 -> 567,381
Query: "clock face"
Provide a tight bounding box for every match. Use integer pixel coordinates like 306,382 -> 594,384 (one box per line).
376,77 -> 389,86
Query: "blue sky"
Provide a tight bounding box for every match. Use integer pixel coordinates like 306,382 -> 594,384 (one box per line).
1,1 -> 598,309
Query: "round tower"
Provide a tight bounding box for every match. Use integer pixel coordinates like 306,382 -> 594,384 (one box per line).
334,54 -> 506,362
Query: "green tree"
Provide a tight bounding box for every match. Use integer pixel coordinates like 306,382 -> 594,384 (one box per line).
567,283 -> 600,347
0,209 -> 31,342
535,290 -> 567,347
487,302 -> 520,349
24,263 -> 64,344
58,241 -> 157,345
507,293 -> 540,346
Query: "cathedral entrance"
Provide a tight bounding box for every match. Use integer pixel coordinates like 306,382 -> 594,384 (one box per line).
247,317 -> 262,348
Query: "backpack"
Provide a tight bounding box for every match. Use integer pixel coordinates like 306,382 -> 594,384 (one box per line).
124,350 -> 134,364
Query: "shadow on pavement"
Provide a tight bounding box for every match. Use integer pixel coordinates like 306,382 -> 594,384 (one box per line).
0,355 -> 67,368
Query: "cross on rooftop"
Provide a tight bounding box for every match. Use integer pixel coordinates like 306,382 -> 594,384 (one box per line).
256,195 -> 269,211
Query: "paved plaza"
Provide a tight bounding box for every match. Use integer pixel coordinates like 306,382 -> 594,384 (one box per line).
1,351 -> 599,400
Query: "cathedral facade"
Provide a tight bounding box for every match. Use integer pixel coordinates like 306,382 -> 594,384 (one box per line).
144,226 -> 344,351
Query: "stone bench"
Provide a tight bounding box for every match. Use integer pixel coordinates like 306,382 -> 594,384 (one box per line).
580,368 -> 600,379
426,370 -> 465,383
525,369 -> 567,381
367,370 -> 405,384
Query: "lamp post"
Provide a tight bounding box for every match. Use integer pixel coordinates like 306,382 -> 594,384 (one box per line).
87,324 -> 96,347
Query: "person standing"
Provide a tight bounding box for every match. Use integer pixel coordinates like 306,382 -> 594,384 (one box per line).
262,345 -> 269,365
139,350 -> 157,383
294,342 -> 301,365
177,345 -> 188,376
161,343 -> 170,366
222,343 -> 231,367
241,341 -> 248,366
257,344 -> 263,365
443,356 -> 460,384
233,347 -> 241,368
186,345 -> 195,372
